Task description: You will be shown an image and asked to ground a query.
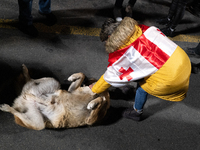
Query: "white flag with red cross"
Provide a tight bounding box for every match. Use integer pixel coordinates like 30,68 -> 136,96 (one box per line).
103,26 -> 177,87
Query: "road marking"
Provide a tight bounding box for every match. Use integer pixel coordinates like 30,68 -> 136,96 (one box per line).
34,23 -> 101,37
0,19 -> 200,43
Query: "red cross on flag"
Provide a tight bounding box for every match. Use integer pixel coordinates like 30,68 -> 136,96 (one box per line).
119,67 -> 134,81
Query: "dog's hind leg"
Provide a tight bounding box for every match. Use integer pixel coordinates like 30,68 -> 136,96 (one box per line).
22,64 -> 31,82
68,73 -> 85,92
0,104 -> 45,130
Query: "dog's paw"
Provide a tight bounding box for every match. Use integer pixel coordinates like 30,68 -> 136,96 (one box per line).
102,96 -> 106,101
68,73 -> 84,82
0,104 -> 11,112
68,75 -> 80,82
87,101 -> 98,110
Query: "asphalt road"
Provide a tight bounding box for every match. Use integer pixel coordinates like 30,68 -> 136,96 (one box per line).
0,0 -> 200,150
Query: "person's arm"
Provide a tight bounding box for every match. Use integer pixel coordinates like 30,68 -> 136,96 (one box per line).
91,74 -> 111,94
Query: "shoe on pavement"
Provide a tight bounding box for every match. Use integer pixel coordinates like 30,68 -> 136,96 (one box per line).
161,27 -> 175,37
191,63 -> 200,74
185,48 -> 200,58
38,11 -> 57,26
123,108 -> 142,121
18,24 -> 38,37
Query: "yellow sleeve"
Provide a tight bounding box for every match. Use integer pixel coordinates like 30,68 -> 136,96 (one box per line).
92,74 -> 111,94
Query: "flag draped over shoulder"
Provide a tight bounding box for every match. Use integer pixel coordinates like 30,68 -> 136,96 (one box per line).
104,26 -> 177,87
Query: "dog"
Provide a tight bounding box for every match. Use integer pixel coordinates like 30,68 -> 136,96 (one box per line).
0,64 -> 110,130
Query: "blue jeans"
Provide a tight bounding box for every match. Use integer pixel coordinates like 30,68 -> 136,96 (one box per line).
134,85 -> 148,113
18,0 -> 51,25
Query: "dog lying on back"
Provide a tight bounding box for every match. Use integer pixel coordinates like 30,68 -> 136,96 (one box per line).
0,64 -> 110,130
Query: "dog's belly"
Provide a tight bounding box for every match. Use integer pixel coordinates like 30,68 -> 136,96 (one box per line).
68,86 -> 97,104
66,94 -> 96,108
76,86 -> 95,95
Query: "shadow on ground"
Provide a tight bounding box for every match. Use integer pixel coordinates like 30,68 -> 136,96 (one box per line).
0,62 -> 62,105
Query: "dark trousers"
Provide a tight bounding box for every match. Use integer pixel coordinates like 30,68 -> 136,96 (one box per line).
114,0 -> 137,8
167,0 -> 192,29
18,0 -> 51,25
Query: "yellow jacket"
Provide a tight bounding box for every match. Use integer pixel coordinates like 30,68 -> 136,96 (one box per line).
92,22 -> 191,101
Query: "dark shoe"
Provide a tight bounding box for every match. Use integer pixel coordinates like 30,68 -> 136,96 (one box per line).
191,63 -> 200,74
161,27 -> 175,37
18,24 -> 38,37
123,108 -> 142,121
185,48 -> 200,58
156,17 -> 171,25
125,4 -> 133,17
113,7 -> 122,22
38,11 -> 57,26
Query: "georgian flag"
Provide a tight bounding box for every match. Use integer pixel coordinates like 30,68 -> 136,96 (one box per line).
104,26 -> 178,87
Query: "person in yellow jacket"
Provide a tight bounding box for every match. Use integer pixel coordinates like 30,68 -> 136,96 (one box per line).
90,17 -> 191,121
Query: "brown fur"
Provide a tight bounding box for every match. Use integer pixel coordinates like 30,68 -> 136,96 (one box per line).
101,17 -> 138,53
0,64 -> 110,130
99,18 -> 120,42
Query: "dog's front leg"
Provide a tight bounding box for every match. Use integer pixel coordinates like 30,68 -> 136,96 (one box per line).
86,97 -> 105,125
68,73 -> 85,92
87,96 -> 107,110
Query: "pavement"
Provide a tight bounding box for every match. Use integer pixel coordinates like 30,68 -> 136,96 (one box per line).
0,0 -> 200,150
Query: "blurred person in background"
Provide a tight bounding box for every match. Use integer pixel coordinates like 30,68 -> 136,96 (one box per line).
186,0 -> 200,17
113,0 -> 137,22
157,0 -> 191,37
18,0 -> 57,37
